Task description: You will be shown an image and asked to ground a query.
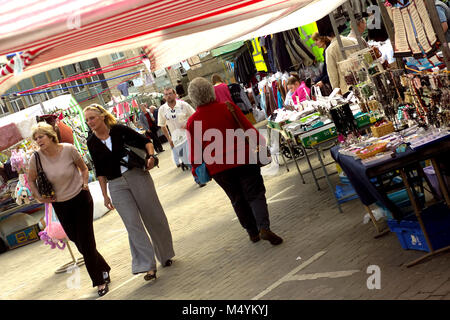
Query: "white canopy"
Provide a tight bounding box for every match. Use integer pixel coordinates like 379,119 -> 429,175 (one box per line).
0,0 -> 347,95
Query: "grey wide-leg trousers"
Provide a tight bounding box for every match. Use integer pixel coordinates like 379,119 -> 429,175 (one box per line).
108,168 -> 175,274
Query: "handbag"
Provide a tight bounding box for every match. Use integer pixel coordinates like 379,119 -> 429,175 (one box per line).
122,143 -> 159,170
34,152 -> 55,199
195,162 -> 211,184
225,102 -> 272,167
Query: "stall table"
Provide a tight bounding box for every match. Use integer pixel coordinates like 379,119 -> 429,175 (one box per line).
331,134 -> 450,266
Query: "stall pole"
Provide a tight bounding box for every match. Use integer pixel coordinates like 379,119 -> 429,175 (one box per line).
55,241 -> 85,274
431,158 -> 450,207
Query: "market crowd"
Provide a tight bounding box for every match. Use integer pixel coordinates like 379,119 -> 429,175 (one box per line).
27,75 -> 287,297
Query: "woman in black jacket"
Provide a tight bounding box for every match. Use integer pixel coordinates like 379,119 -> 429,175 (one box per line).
85,104 -> 175,282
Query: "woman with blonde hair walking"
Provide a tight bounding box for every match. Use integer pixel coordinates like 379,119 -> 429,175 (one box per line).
28,122 -> 111,296
84,104 -> 175,281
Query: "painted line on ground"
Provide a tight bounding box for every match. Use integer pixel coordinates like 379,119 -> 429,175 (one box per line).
288,270 -> 361,281
252,251 -> 327,300
0,282 -> 28,299
96,274 -> 141,300
267,196 -> 298,204
267,185 -> 295,202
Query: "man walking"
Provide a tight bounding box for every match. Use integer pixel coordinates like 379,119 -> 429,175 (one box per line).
139,104 -> 164,153
158,88 -> 193,167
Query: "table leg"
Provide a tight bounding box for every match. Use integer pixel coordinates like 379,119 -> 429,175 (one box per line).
287,139 -> 305,184
278,135 -> 289,173
431,158 -> 450,208
416,163 -> 439,200
304,146 -> 320,190
406,245 -> 450,267
365,205 -> 381,233
400,168 -> 435,266
316,148 -> 342,213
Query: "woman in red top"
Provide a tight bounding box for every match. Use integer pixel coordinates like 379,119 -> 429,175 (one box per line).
211,74 -> 233,104
186,77 -> 283,245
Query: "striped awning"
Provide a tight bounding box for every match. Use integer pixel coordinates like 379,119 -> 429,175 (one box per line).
0,0 -> 341,95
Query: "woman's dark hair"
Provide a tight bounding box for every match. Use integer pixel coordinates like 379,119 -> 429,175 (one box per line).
211,74 -> 224,85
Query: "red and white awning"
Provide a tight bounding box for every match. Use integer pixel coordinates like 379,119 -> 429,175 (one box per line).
0,0 -> 340,94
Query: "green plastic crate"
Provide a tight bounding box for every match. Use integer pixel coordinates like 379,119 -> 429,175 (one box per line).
297,123 -> 337,147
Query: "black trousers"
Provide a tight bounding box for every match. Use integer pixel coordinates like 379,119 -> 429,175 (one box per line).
213,165 -> 270,236
52,190 -> 110,287
146,129 -> 164,152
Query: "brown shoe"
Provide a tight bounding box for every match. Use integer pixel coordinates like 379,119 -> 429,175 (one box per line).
259,229 -> 283,245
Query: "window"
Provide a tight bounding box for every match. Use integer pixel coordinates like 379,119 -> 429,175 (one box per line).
85,68 -> 100,83
80,60 -> 95,70
0,103 -> 9,116
24,94 -> 40,106
33,72 -> 48,86
70,79 -> 85,94
10,96 -> 25,112
55,83 -> 70,95
110,52 -> 125,61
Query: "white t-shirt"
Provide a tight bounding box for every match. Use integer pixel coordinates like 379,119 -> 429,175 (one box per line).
158,100 -> 195,147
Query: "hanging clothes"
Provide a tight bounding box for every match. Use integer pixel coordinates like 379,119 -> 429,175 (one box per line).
233,42 -> 257,85
265,84 -> 278,117
228,83 -> 253,113
57,121 -> 74,144
272,33 -> 293,72
117,82 -> 129,97
0,123 -> 23,151
286,29 -> 315,67
277,80 -> 286,101
259,36 -> 276,73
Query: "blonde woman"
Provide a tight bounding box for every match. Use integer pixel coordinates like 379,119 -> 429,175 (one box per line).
27,122 -> 111,297
84,104 -> 175,281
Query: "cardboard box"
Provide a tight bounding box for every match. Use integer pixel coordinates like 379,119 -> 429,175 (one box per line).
6,224 -> 40,249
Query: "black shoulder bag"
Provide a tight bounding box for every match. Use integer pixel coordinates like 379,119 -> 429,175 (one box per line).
34,152 -> 55,199
121,143 -> 159,170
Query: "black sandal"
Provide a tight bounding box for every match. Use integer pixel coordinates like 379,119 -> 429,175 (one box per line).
98,283 -> 109,297
144,270 -> 157,281
164,259 -> 173,267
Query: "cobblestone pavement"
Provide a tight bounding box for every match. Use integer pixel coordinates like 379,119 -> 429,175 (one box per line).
1,140 -> 449,301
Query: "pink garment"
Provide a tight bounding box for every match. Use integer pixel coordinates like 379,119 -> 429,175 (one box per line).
213,83 -> 233,103
124,101 -> 131,113
131,99 -> 138,108
0,123 -> 23,151
291,82 -> 311,104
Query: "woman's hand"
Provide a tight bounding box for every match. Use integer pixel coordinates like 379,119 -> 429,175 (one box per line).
82,183 -> 89,191
104,196 -> 115,210
37,196 -> 56,203
146,157 -> 155,170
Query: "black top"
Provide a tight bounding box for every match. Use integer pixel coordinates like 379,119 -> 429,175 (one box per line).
87,124 -> 150,180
